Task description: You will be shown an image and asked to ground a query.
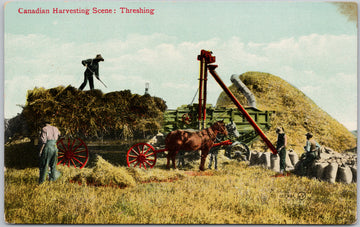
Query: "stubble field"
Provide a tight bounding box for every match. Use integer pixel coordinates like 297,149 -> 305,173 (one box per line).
4,144 -> 357,224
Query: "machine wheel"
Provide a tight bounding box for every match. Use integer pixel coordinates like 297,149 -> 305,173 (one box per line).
226,142 -> 250,161
181,113 -> 192,125
57,137 -> 89,169
127,143 -> 157,169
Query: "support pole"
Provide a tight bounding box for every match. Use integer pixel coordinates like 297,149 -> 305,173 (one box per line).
202,63 -> 208,129
208,64 -> 278,154
198,59 -> 205,129
197,50 -> 216,129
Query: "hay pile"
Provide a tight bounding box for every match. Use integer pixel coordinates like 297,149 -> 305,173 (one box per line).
21,85 -> 167,140
71,156 -> 185,187
216,72 -> 356,153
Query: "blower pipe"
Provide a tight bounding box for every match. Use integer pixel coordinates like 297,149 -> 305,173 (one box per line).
208,64 -> 277,155
230,74 -> 256,108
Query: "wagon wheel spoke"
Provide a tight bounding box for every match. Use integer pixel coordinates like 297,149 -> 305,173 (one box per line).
59,140 -> 67,152
58,146 -> 66,153
128,155 -> 137,161
133,160 -> 140,168
72,140 -> 87,153
127,150 -> 138,164
73,149 -> 86,154
57,157 -> 65,165
71,159 -> 77,168
141,144 -> 151,155
143,146 -> 152,155
72,157 -> 85,167
131,148 -> 140,156
73,154 -> 87,159
145,152 -> 155,157
69,138 -> 76,151
144,160 -> 153,167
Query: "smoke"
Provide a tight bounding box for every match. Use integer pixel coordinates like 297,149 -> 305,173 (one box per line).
332,2 -> 358,25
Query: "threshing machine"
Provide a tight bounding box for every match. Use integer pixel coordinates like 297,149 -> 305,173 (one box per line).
126,50 -> 278,169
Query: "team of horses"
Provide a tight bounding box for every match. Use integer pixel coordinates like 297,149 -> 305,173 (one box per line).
165,120 -> 228,171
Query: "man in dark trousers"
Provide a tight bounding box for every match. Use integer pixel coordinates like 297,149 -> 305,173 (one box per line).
300,132 -> 321,175
79,54 -> 104,90
276,126 -> 287,174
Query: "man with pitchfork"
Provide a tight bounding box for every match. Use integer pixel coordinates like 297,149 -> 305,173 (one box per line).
79,54 -> 105,90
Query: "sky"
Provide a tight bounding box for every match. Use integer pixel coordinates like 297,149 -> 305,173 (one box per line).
2,0 -> 358,131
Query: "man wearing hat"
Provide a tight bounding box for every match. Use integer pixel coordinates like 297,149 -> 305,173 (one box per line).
301,132 -> 321,175
79,54 -> 104,90
38,119 -> 61,184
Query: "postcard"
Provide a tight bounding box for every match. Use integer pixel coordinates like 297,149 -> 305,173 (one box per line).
3,0 -> 357,224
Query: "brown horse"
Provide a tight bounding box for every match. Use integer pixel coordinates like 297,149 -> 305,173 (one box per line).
165,121 -> 228,171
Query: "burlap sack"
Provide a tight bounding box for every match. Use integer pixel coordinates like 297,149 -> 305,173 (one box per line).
313,162 -> 329,180
350,166 -> 357,183
270,153 -> 280,172
288,150 -> 299,167
285,150 -> 294,170
323,163 -> 338,183
336,165 -> 353,184
260,152 -> 271,169
250,151 -> 260,165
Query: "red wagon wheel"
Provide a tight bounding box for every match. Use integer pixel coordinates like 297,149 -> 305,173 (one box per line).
57,137 -> 89,169
182,113 -> 192,125
127,143 -> 157,169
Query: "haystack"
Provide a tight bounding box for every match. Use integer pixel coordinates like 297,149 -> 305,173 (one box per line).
216,72 -> 356,153
20,86 -> 167,141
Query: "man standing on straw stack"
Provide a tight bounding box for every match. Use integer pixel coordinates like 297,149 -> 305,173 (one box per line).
79,54 -> 105,90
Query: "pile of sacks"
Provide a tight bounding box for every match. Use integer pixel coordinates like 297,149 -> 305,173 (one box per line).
305,147 -> 357,184
248,147 -> 357,184
248,150 -> 297,173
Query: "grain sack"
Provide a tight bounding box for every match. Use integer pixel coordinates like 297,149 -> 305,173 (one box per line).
336,165 -> 353,184
260,152 -> 271,169
285,150 -> 294,170
313,162 -> 328,180
288,150 -> 299,166
250,151 -> 260,165
257,152 -> 264,165
323,163 -> 339,183
270,153 -> 280,172
350,166 -> 357,183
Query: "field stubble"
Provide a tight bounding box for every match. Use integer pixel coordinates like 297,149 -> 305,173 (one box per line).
5,153 -> 357,224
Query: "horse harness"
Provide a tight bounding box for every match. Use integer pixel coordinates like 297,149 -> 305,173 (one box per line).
194,128 -> 217,144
